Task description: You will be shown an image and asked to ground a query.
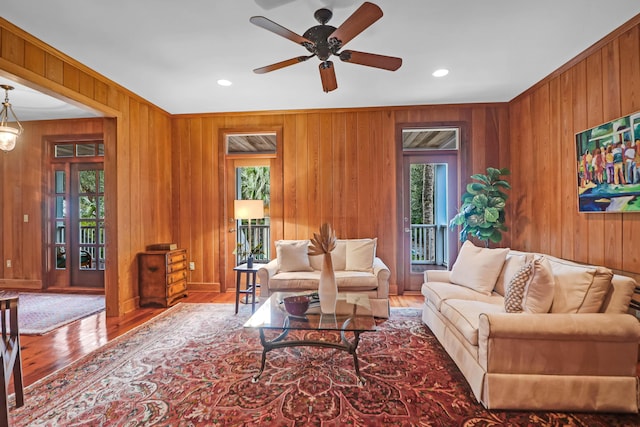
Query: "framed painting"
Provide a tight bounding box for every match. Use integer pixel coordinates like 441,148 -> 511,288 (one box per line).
575,111 -> 640,212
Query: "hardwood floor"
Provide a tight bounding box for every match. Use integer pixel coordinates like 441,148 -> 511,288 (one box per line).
16,292 -> 424,388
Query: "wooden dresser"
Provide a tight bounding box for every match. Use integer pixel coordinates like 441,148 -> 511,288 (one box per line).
138,249 -> 188,307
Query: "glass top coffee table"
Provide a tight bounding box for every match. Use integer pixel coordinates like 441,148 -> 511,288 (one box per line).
243,291 -> 377,386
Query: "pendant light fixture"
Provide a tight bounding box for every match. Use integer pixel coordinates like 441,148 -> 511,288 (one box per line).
0,84 -> 24,152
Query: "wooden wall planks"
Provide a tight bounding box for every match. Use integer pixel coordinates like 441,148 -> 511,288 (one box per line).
2,13 -> 640,308
0,119 -> 103,288
172,105 -> 510,291
509,19 -> 640,280
0,19 -> 174,315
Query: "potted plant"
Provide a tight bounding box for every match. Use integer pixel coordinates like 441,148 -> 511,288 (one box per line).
234,241 -> 265,266
449,167 -> 511,246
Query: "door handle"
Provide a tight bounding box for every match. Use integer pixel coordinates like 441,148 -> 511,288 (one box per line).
229,228 -> 236,233
404,228 -> 410,233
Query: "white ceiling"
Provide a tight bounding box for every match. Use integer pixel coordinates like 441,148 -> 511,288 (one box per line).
2,0 -> 640,121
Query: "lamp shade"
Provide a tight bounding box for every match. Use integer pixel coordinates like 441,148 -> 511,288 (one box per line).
0,126 -> 19,151
0,84 -> 23,152
234,200 -> 264,220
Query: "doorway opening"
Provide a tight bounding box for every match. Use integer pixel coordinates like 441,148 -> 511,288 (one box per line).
47,137 -> 105,289
399,126 -> 460,293
235,165 -> 271,265
222,128 -> 280,292
409,162 -> 449,273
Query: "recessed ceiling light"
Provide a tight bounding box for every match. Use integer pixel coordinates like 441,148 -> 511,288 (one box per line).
432,69 -> 449,77
217,79 -> 232,86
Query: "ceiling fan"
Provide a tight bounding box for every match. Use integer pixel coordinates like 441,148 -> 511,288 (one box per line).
250,1 -> 402,92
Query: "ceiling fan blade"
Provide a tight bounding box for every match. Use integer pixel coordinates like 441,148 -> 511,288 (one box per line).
328,2 -> 383,49
250,16 -> 312,46
319,61 -> 338,93
253,55 -> 314,74
339,50 -> 402,71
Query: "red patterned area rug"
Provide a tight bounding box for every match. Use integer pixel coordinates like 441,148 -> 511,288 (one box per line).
10,303 -> 639,426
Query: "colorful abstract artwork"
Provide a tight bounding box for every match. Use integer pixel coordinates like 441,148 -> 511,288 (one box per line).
576,111 -> 640,212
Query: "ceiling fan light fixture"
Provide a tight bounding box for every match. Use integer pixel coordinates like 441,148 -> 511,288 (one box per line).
251,2 -> 401,92
432,68 -> 450,78
0,85 -> 23,152
217,79 -> 233,87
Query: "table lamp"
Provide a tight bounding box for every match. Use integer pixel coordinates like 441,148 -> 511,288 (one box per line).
234,199 -> 264,268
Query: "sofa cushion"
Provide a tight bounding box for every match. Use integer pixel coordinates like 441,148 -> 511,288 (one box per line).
275,240 -> 313,272
333,240 -> 347,270
495,253 -> 533,296
602,275 -> 636,314
450,241 -> 509,296
309,253 -> 322,271
548,260 -> 613,314
269,270 -> 378,291
504,257 -> 555,313
346,238 -> 377,272
421,281 -> 504,311
440,299 -> 505,346
310,240 -> 348,271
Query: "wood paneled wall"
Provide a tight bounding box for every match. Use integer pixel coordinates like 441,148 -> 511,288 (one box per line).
0,118 -> 103,288
0,19 -> 174,315
172,104 -> 510,291
3,12 -> 638,309
509,17 -> 640,279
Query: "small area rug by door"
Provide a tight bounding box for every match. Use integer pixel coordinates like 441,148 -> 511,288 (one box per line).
10,303 -> 637,426
16,292 -> 105,335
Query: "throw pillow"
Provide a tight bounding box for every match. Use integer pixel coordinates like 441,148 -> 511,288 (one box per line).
504,263 -> 531,313
331,240 -> 347,271
309,239 -> 347,271
504,257 -> 555,313
276,240 -> 313,272
309,253 -> 323,271
449,240 -> 509,295
495,252 -> 533,296
548,261 -> 613,313
345,238 -> 377,272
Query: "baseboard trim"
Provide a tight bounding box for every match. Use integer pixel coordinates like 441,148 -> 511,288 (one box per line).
188,282 -> 221,292
0,279 -> 42,289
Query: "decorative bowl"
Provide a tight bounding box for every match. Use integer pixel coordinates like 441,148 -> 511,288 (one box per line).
283,295 -> 310,316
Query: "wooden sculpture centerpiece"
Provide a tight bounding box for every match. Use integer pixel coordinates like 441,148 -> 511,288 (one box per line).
308,223 -> 337,313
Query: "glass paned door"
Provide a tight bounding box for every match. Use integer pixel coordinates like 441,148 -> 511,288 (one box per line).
70,164 -> 105,287
51,163 -> 105,288
235,165 -> 271,264
402,154 -> 457,292
409,162 -> 449,272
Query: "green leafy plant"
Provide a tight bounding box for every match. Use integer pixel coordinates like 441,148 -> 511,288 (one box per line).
234,241 -> 265,262
449,167 -> 511,246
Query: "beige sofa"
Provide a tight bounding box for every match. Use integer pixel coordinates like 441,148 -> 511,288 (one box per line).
422,241 -> 640,413
257,239 -> 391,318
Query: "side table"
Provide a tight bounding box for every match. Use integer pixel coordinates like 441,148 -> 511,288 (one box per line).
234,263 -> 260,314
